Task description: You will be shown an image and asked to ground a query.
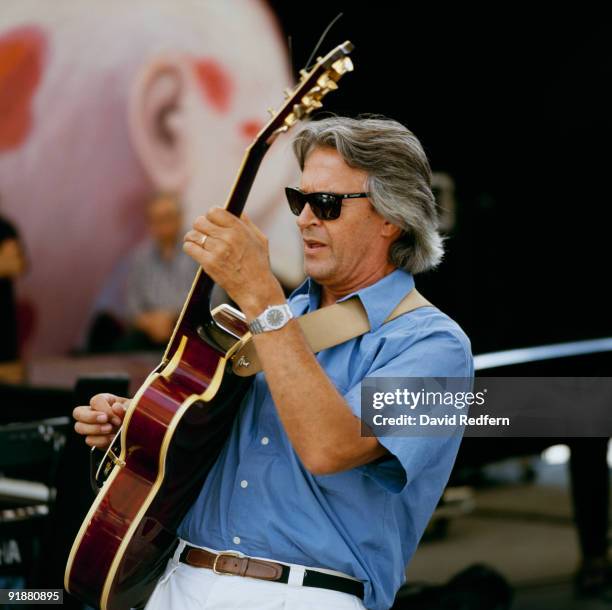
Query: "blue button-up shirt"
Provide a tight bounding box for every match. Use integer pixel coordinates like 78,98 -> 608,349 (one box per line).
178,269 -> 474,610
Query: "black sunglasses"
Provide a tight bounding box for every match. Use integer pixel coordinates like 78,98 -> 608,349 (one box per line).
285,187 -> 370,220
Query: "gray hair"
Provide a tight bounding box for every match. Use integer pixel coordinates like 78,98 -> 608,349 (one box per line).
292,115 -> 444,274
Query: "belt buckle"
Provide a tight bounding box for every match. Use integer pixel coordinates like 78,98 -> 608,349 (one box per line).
212,551 -> 242,576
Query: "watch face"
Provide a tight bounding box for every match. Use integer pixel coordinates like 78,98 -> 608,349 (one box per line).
265,308 -> 286,328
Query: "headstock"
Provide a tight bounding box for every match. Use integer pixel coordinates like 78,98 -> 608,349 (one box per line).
258,41 -> 354,145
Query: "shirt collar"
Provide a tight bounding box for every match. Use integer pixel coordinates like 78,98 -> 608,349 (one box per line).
289,268 -> 415,332
289,276 -> 322,313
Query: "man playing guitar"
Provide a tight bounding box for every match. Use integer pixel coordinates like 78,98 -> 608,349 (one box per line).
73,115 -> 473,610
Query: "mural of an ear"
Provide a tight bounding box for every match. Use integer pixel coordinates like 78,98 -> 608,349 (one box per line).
129,55 -> 192,193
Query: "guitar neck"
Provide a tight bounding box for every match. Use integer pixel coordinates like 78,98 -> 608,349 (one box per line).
225,139 -> 270,217
162,40 -> 355,364
164,139 -> 271,361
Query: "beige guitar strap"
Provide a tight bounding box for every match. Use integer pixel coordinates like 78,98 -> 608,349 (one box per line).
231,288 -> 433,377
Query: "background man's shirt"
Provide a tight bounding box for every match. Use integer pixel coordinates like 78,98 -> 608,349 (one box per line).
125,241 -> 197,321
179,269 -> 474,610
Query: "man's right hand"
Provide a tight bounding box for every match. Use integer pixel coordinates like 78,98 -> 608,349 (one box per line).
73,393 -> 129,449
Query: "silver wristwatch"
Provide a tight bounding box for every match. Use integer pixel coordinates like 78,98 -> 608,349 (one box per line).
248,303 -> 294,334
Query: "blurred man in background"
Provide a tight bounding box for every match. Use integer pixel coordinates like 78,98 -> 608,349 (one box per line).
117,194 -> 196,350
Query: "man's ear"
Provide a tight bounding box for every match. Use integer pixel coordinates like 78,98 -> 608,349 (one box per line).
381,220 -> 403,241
128,54 -> 194,193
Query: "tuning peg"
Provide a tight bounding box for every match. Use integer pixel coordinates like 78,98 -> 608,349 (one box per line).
284,87 -> 293,98
267,107 -> 276,117
317,73 -> 339,90
292,104 -> 306,119
331,57 -> 354,75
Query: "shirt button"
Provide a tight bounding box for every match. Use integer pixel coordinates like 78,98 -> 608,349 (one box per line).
233,536 -> 241,545
261,437 -> 269,445
240,480 -> 248,489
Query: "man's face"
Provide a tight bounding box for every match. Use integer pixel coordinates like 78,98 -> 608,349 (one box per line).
297,146 -> 393,290
147,196 -> 182,245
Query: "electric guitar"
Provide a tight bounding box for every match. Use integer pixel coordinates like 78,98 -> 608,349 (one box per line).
64,41 -> 355,610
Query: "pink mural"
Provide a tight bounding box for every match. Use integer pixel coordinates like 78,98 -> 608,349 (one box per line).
0,0 -> 303,357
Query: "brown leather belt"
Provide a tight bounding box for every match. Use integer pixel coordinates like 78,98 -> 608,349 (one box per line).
179,545 -> 364,600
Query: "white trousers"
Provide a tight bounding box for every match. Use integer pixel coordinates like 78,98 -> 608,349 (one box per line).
143,541 -> 367,610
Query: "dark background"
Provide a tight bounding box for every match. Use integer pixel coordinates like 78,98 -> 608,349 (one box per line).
268,3 -> 612,354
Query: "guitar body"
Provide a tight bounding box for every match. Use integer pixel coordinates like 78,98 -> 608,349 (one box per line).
65,295 -> 253,609
65,41 -> 355,610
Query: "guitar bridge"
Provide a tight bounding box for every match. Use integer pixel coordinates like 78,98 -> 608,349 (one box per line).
107,448 -> 126,469
91,429 -> 125,492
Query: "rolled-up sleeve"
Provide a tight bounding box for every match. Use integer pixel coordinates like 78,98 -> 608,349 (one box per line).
343,328 -> 474,493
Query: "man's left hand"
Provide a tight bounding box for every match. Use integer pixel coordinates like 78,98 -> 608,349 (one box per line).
183,207 -> 285,319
